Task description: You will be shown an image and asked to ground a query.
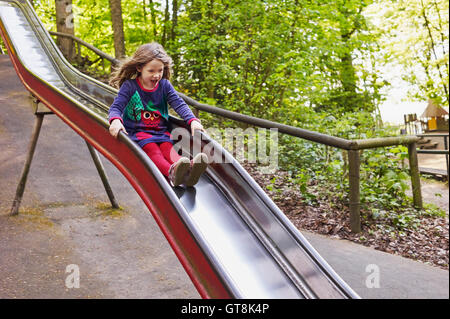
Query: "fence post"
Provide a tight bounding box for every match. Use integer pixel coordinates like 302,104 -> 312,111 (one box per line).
348,149 -> 361,233
408,142 -> 423,208
444,135 -> 449,180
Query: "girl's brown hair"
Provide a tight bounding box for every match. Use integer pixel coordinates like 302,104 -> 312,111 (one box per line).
109,42 -> 173,89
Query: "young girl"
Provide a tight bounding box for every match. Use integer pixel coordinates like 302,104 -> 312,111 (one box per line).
108,42 -> 207,187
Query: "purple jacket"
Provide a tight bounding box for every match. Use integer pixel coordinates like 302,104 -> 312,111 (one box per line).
108,78 -> 198,147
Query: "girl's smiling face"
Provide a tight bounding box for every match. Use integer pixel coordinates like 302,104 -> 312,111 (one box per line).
137,59 -> 164,90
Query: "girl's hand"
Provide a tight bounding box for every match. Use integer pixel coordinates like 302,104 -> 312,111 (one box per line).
191,120 -> 204,136
109,119 -> 128,138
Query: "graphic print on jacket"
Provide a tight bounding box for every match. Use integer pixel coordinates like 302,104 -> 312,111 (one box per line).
124,91 -> 169,124
141,110 -> 162,129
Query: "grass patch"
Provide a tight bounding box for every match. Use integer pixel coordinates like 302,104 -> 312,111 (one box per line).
13,206 -> 54,229
92,201 -> 126,219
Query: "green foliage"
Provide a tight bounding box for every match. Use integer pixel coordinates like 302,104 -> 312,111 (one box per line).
359,146 -> 410,210
35,0 -> 385,117
34,0 -> 56,31
32,0 -> 446,225
369,201 -> 445,232
366,0 -> 449,105
172,0 -> 383,119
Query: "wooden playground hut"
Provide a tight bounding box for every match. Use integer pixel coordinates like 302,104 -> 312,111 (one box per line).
420,99 -> 449,132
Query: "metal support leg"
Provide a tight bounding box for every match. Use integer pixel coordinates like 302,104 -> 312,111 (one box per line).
348,149 -> 361,233
10,114 -> 44,215
10,93 -> 119,213
85,141 -> 119,209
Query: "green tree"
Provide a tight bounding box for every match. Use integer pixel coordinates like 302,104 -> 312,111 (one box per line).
172,0 -> 381,123
36,0 -> 384,124
367,0 -> 449,105
311,0 -> 381,115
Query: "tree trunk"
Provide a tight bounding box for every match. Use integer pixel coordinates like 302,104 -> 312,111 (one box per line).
432,0 -> 449,70
162,0 -> 170,46
55,0 -> 75,61
171,0 -> 178,43
338,28 -> 360,113
142,0 -> 147,23
171,0 -> 179,78
109,0 -> 126,59
340,51 -> 357,94
420,0 -> 449,100
149,0 -> 158,39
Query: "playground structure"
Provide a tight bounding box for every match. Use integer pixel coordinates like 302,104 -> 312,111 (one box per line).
402,101 -> 449,179
403,100 -> 448,135
421,100 -> 449,132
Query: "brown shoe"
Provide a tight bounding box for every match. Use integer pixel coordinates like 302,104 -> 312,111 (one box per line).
168,157 -> 190,187
185,153 -> 208,187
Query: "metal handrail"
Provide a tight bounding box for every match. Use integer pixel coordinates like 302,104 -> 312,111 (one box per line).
418,150 -> 449,154
48,30 -> 119,66
178,92 -> 354,149
417,133 -> 449,137
179,92 -> 421,150
50,31 -> 424,233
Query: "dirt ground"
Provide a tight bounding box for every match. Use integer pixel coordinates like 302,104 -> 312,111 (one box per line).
410,178 -> 448,214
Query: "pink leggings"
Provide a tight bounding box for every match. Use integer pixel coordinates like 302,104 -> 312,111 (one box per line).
142,142 -> 182,177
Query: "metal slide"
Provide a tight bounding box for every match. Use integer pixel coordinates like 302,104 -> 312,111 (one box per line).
0,0 -> 360,299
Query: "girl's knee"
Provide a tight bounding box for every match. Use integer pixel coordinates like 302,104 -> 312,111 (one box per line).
160,142 -> 182,163
142,142 -> 160,156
